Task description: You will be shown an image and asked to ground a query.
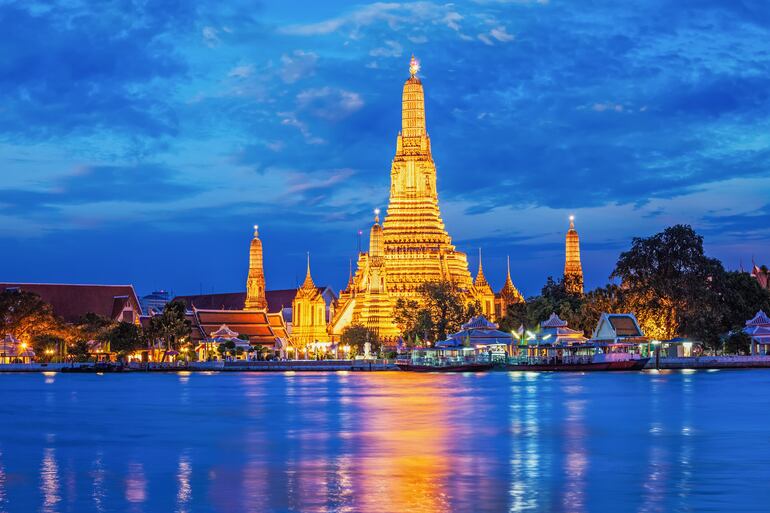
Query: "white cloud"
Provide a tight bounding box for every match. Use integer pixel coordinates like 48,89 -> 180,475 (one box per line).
228,64 -> 254,79
281,50 -> 318,84
202,26 -> 220,47
297,87 -> 364,121
370,40 -> 403,57
490,26 -> 515,42
478,33 -> 494,45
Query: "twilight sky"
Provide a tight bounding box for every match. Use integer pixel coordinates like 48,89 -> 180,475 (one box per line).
1,0 -> 769,298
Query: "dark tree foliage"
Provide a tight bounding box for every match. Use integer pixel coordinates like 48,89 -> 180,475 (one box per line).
340,323 -> 381,355
392,281 -> 481,343
611,224 -> 725,341
0,290 -> 64,343
148,299 -> 191,358
106,322 -> 143,359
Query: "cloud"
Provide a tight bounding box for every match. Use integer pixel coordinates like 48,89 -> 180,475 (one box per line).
0,164 -> 202,214
296,87 -> 364,121
490,26 -> 514,42
202,26 -> 221,46
228,64 -> 255,79
370,40 -> 403,57
281,50 -> 318,83
0,3 -> 186,140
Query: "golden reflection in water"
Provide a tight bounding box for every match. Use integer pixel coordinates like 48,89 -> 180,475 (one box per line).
91,450 -> 106,513
562,383 -> 587,513
125,462 -> 147,505
176,453 -> 192,513
43,371 -> 56,385
508,372 -> 541,512
40,447 -> 60,513
354,373 -> 452,513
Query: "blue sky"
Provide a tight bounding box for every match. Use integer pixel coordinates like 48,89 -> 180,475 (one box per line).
1,0 -> 769,298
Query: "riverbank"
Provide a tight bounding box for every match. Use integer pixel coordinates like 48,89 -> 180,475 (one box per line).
0,360 -> 400,372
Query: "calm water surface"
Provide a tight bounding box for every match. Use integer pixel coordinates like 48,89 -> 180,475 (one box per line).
0,370 -> 769,513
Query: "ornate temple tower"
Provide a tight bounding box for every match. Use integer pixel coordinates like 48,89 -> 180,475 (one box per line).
244,225 -> 267,310
381,56 -> 474,297
474,249 -> 496,320
329,57 -> 488,339
495,256 -> 525,319
291,255 -> 329,346
564,215 -> 584,294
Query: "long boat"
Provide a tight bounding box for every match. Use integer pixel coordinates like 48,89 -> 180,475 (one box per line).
506,343 -> 650,372
396,360 -> 496,372
505,357 -> 649,372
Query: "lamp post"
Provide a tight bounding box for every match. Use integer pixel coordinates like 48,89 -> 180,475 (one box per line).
651,340 -> 661,370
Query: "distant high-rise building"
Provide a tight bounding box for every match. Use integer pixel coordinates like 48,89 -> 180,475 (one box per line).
564,215 -> 584,294
140,289 -> 170,315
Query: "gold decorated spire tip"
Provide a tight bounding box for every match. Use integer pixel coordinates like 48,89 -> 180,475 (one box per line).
569,215 -> 575,230
374,208 -> 380,223
409,55 -> 420,77
253,224 -> 259,236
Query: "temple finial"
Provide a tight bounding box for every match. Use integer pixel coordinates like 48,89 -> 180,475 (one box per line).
506,255 -> 511,280
478,248 -> 483,272
374,207 -> 380,224
253,224 -> 259,237
409,55 -> 420,77
569,215 -> 575,230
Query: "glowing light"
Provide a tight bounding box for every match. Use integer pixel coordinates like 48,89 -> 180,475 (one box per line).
374,208 -> 380,216
409,55 -> 420,77
569,215 -> 574,221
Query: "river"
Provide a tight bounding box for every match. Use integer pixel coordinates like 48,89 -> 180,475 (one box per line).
0,370 -> 768,512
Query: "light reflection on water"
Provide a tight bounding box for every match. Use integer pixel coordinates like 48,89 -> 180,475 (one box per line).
0,371 -> 769,512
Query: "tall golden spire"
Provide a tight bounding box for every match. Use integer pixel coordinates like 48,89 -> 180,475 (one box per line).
474,248 -> 492,291
564,215 -> 584,294
244,224 -> 267,310
301,252 -> 316,290
369,208 -> 384,258
499,255 -> 524,304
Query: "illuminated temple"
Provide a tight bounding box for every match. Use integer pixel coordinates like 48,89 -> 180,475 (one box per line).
329,57 -> 522,338
564,216 -> 584,294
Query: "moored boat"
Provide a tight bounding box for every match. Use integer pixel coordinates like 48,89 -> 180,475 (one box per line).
396,360 -> 495,372
506,343 -> 650,372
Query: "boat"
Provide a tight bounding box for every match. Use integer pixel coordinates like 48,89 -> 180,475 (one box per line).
506,342 -> 649,372
396,345 -> 496,372
61,362 -> 129,373
396,360 -> 495,372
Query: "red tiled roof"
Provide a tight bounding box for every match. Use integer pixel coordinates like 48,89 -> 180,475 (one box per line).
0,283 -> 141,322
189,308 -> 286,347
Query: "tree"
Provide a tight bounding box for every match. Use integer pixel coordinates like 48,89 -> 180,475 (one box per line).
340,324 -> 380,356
0,290 -> 65,345
106,322 -> 143,360
32,333 -> 66,362
149,299 -> 191,359
611,225 -> 725,341
68,340 -> 91,362
392,281 -> 479,343
75,313 -> 115,343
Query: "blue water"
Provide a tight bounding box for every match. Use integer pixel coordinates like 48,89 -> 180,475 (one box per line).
0,370 -> 769,513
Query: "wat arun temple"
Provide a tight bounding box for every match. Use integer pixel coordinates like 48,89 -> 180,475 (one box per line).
178,57 -> 582,346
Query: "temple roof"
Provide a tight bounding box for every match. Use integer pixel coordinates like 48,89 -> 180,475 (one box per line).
541,312 -> 568,328
497,256 -> 524,302
0,283 -> 141,322
746,310 -> 770,327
